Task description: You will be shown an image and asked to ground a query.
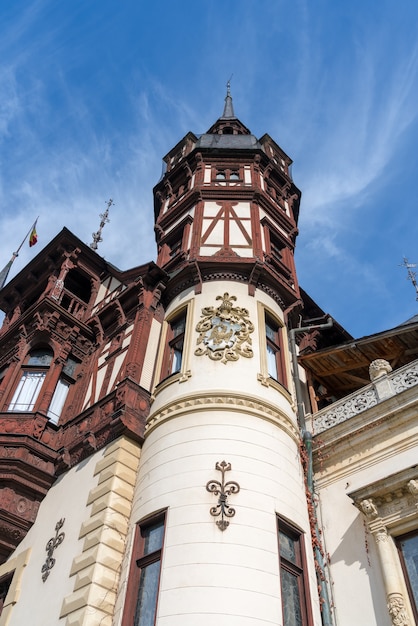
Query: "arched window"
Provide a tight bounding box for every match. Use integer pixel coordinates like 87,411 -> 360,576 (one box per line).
8,348 -> 53,412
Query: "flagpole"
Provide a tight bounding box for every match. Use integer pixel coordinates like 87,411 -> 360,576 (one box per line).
0,217 -> 39,290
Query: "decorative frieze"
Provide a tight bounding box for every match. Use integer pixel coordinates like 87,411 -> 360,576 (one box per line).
146,391 -> 299,442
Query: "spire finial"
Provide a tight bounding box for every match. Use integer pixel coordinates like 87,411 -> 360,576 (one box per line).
222,75 -> 235,119
90,199 -> 113,251
401,257 -> 418,301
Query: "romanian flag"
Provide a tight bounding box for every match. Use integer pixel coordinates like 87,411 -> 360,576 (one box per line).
29,222 -> 38,247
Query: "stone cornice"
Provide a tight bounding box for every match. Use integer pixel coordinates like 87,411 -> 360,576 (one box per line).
146,391 -> 300,442
349,466 -> 418,535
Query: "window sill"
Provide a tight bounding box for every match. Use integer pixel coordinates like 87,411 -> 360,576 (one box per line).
257,373 -> 291,399
152,369 -> 192,399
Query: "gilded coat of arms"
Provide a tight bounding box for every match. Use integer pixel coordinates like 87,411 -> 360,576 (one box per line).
195,293 -> 254,363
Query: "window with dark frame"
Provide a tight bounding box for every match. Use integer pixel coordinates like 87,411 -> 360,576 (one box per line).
265,314 -> 286,386
396,530 -> 418,622
277,516 -> 313,626
47,356 -> 78,424
161,311 -> 186,380
8,348 -> 53,412
122,513 -> 166,626
214,167 -> 241,183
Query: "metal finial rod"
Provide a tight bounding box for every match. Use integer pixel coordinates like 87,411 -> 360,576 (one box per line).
400,257 -> 418,301
90,198 -> 113,251
226,75 -> 233,96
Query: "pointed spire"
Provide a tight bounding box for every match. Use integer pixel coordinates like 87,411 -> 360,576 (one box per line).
221,79 -> 235,119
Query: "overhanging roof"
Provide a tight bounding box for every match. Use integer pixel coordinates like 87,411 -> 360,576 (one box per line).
299,318 -> 418,398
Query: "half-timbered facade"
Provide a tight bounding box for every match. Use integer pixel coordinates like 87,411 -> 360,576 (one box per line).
0,90 -> 417,626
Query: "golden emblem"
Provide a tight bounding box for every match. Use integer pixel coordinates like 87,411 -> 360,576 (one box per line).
195,293 -> 254,363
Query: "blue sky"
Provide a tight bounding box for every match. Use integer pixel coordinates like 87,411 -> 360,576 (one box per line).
1,0 -> 418,338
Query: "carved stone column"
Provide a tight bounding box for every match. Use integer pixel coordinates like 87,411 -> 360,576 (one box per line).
350,464 -> 418,626
373,527 -> 410,626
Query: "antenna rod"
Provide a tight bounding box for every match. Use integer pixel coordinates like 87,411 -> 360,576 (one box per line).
401,257 -> 418,301
90,199 -> 113,251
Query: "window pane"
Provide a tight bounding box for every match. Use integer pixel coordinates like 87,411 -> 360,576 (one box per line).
47,378 -> 70,423
171,347 -> 183,374
279,531 -> 297,564
143,522 -> 165,555
134,559 -> 161,626
62,357 -> 77,378
399,533 -> 418,612
8,371 -> 46,411
267,344 -> 278,379
172,316 -> 185,337
281,569 -> 303,626
266,321 -> 276,341
28,349 -> 53,366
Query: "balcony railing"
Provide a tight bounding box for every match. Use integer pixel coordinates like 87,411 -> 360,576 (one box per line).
310,359 -> 418,435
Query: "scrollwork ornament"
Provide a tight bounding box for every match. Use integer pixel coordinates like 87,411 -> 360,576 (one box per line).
195,293 -> 254,364
206,461 -> 240,530
41,518 -> 65,582
387,594 -> 410,626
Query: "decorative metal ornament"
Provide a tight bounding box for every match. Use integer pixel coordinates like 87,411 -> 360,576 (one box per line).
195,293 -> 254,363
41,518 -> 65,582
206,461 -> 240,531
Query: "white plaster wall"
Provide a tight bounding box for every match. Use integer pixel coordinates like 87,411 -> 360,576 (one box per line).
316,440 -> 418,626
5,449 -> 104,626
128,411 -> 320,626
317,479 -> 390,626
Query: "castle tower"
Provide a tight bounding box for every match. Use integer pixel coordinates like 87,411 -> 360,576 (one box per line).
0,90 -> 324,626
117,88 -> 320,626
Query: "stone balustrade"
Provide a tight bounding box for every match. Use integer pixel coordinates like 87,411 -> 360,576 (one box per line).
310,359 -> 418,435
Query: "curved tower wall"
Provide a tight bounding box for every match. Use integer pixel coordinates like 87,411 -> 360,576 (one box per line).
126,281 -> 320,625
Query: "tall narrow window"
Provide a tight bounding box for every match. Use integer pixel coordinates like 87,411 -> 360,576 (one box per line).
277,517 -> 312,626
47,357 -> 78,424
123,513 -> 166,626
396,531 -> 418,622
8,348 -> 53,412
265,314 -> 286,386
161,311 -> 186,380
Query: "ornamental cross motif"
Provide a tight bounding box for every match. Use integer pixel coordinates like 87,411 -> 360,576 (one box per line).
206,461 -> 240,531
195,293 -> 254,363
41,518 -> 65,582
